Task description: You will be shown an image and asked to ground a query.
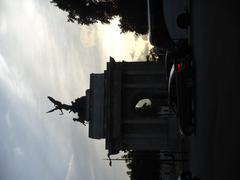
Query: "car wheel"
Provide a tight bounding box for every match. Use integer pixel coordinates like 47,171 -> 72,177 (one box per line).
183,124 -> 194,136
177,12 -> 190,29
180,171 -> 192,180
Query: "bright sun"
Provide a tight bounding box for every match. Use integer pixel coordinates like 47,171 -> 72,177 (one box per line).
99,18 -> 150,61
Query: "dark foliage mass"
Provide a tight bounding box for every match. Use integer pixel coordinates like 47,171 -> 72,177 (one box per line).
51,0 -> 148,35
118,0 -> 148,35
122,150 -> 187,180
123,151 -> 161,180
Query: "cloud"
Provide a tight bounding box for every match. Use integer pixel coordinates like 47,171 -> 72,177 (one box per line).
80,25 -> 97,48
0,0 -> 131,180
0,0 -> 88,179
0,53 -> 9,76
0,18 -> 7,34
65,154 -> 74,180
96,18 -> 150,61
0,53 -> 36,107
13,147 -> 25,157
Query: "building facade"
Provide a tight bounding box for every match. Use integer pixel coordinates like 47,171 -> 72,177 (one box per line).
85,57 -> 181,155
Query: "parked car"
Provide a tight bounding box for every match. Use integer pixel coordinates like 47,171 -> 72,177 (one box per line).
168,53 -> 194,136
147,0 -> 190,51
147,0 -> 194,136
147,0 -> 191,78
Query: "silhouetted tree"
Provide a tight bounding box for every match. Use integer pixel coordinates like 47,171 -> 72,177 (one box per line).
51,0 -> 119,25
118,0 -> 148,35
122,151 -> 161,180
50,0 -> 148,35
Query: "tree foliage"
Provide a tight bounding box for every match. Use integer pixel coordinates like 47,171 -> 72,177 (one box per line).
51,0 -> 119,24
118,0 -> 148,35
51,0 -> 148,35
122,151 -> 161,180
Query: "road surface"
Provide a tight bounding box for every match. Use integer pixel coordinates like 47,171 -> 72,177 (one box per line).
190,1 -> 240,180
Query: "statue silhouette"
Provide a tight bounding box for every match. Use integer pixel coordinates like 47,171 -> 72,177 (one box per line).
47,96 -> 87,126
46,96 -> 72,115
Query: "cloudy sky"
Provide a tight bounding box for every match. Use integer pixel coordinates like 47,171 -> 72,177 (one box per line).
0,0 -> 150,180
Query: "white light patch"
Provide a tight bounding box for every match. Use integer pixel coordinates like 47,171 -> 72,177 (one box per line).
13,146 -> 25,157
22,0 -> 35,18
0,53 -> 10,75
0,53 -> 36,106
65,154 -> 74,180
98,17 -> 150,61
5,111 -> 12,129
80,25 -> 97,48
99,18 -> 124,60
0,17 -> 7,34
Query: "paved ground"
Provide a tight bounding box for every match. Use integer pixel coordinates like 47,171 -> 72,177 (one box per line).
190,1 -> 240,180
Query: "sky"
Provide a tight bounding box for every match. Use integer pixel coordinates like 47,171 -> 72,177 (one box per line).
0,0 -> 150,180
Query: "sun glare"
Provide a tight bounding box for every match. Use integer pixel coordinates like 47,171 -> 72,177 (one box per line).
98,18 -> 150,61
